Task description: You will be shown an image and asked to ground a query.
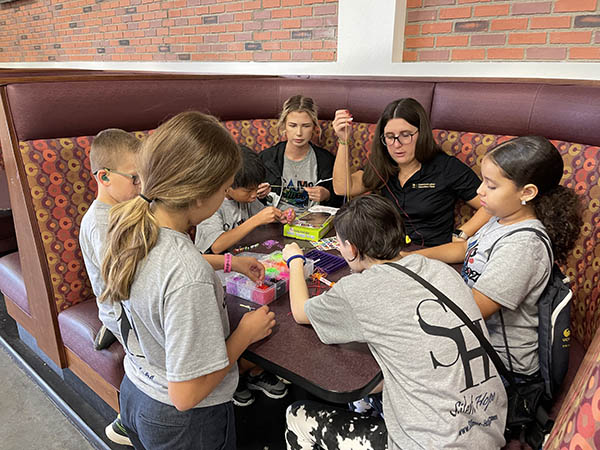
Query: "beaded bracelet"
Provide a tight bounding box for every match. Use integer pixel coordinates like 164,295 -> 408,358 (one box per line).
338,139 -> 349,146
224,253 -> 233,273
286,254 -> 306,268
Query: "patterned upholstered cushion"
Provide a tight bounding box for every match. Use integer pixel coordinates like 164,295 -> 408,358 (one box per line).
18,123 -> 599,354
545,326 -> 600,448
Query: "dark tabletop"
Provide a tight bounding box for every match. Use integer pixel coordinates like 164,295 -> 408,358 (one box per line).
225,223 -> 383,404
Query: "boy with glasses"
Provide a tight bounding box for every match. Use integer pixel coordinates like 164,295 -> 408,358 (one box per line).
80,128 -> 142,446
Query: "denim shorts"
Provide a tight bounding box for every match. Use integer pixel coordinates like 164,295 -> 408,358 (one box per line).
120,375 -> 236,450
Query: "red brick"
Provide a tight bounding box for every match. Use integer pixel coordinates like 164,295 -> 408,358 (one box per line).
263,0 -> 280,7
418,49 -> 450,61
526,47 -> 567,60
439,7 -> 471,20
488,47 -> 524,60
226,23 -> 243,32
314,4 -> 336,15
271,30 -> 290,39
470,33 -> 505,46
474,4 -> 509,17
281,40 -> 300,50
555,0 -> 597,12
301,40 -> 322,49
303,0 -> 324,3
292,6 -> 312,17
511,2 -> 552,15
421,22 -> 452,34
451,48 -> 485,60
272,51 -> 290,60
253,31 -> 271,40
302,17 -> 323,27
263,41 -> 280,50
282,0 -> 301,5
235,12 -> 252,20
243,1 -> 261,10
436,35 -> 469,47
403,50 -> 418,61
312,50 -> 334,60
271,8 -> 291,18
406,0 -> 422,7
406,10 -> 437,22
292,50 -> 312,60
282,19 -> 301,28
491,18 -> 528,31
404,37 -> 435,48
550,31 -> 592,44
570,47 -> 600,59
508,32 -> 547,45
404,24 -> 420,36
424,0 -> 453,5
530,16 -> 571,29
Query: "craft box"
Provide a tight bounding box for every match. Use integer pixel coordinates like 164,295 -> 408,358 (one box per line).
283,210 -> 334,241
226,251 -> 314,305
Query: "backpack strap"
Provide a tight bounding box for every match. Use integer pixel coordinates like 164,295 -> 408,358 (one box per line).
487,227 -> 553,377
385,262 -> 517,386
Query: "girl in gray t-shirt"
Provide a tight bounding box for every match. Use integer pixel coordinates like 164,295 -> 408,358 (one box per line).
283,195 -> 507,450
99,112 -> 276,450
414,136 -> 582,377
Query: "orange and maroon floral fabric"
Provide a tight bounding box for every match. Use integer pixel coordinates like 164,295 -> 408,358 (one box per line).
18,122 -> 598,355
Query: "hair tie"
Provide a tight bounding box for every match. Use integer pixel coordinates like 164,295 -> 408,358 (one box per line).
139,193 -> 153,203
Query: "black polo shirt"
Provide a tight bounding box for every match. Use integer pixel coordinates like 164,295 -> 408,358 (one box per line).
380,152 -> 480,247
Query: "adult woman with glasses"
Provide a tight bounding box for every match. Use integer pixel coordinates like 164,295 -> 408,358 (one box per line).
332,98 -> 489,247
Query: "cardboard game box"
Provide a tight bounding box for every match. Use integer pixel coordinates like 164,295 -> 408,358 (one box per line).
283,208 -> 334,241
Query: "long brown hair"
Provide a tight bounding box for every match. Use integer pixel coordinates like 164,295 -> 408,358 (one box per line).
99,112 -> 241,303
363,98 -> 441,191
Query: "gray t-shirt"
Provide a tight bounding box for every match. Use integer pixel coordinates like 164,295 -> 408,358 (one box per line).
195,198 -> 265,253
278,148 -> 318,211
305,255 -> 507,450
461,217 -> 551,375
120,227 -> 237,408
79,199 -> 120,340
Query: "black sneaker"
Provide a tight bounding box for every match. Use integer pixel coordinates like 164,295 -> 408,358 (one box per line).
105,414 -> 132,446
233,377 -> 255,407
246,371 -> 288,399
94,325 -> 117,350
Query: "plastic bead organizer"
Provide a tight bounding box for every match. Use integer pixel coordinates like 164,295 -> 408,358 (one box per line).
226,251 -> 314,305
304,249 -> 347,274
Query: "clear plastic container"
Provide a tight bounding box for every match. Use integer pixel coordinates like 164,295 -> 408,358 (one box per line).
225,251 -> 314,305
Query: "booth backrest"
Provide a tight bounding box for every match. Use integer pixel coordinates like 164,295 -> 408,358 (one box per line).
1,76 -> 599,352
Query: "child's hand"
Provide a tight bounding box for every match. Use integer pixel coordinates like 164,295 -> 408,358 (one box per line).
238,305 -> 276,345
304,186 -> 330,203
282,243 -> 303,261
333,109 -> 353,141
255,206 -> 283,225
279,208 -> 295,224
256,182 -> 271,199
231,256 -> 265,283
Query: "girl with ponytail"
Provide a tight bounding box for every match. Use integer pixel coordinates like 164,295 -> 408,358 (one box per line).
412,135 -> 582,378
101,111 -> 275,449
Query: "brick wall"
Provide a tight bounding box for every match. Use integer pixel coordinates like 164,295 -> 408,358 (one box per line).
0,0 -> 338,62
404,0 -> 600,61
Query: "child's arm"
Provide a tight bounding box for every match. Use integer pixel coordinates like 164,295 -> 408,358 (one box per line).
202,255 -> 265,282
168,305 -> 276,411
472,289 -> 502,319
282,243 -> 311,324
403,241 -> 468,264
455,198 -> 491,240
210,207 -> 284,254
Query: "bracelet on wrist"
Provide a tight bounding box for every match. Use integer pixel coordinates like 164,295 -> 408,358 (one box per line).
453,229 -> 469,240
224,253 -> 233,273
338,139 -> 348,146
286,254 -> 306,268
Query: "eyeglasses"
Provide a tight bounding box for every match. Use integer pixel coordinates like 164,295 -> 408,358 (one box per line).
94,168 -> 140,186
380,130 -> 418,146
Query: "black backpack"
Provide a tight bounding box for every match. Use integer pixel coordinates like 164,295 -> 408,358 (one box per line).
488,227 -> 572,398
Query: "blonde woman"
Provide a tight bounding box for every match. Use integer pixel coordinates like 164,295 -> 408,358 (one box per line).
100,112 -> 275,449
258,95 -> 342,210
